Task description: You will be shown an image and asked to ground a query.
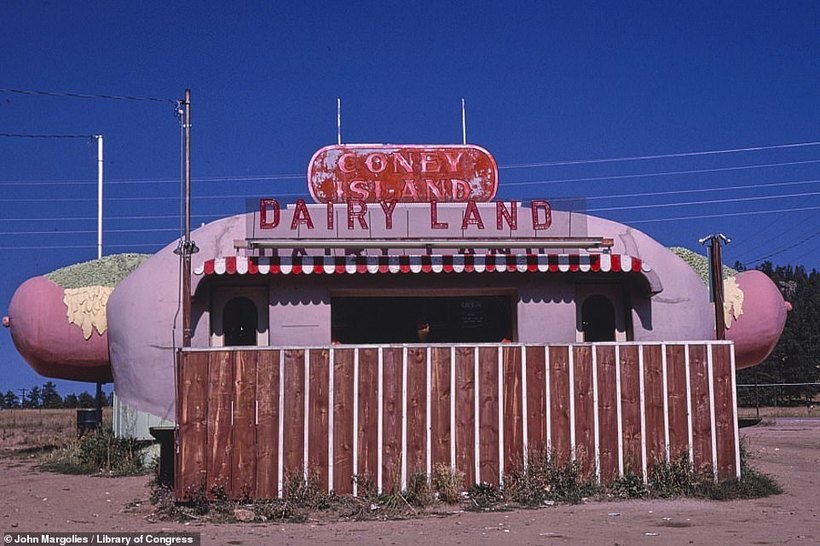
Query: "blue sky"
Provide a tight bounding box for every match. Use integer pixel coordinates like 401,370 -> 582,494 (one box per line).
1,1 -> 819,394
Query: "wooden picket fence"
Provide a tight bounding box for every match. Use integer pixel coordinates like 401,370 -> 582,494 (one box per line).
174,342 -> 740,500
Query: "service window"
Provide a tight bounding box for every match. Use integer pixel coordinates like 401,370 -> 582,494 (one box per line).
575,285 -> 631,342
581,295 -> 617,342
331,294 -> 514,344
210,287 -> 269,347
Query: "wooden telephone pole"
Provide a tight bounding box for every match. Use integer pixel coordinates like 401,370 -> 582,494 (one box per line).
179,89 -> 197,347
700,234 -> 731,340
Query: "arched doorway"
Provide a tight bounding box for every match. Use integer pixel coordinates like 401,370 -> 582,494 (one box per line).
581,295 -> 616,342
222,296 -> 258,346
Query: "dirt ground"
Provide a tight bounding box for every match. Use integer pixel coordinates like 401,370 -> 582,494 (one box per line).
1,418 -> 817,546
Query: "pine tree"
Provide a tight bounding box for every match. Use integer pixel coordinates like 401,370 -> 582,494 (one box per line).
24,386 -> 42,409
738,263 -> 819,406
40,381 -> 63,409
77,392 -> 95,408
1,391 -> 18,408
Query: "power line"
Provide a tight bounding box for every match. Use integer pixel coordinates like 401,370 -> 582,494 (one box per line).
0,133 -> 95,139
3,157 -> 820,187
586,178 -> 820,201
0,243 -> 166,250
0,227 -> 181,235
623,205 -> 820,224
500,140 -> 820,169
0,174 -> 305,186
0,87 -> 177,104
0,213 -> 225,222
502,159 -> 820,188
6,182 -> 819,205
726,210 -> 813,253
0,191 -> 308,203
588,191 -> 820,213
742,229 -> 820,266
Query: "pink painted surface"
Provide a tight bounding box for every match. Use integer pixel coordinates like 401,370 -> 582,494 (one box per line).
307,144 -> 498,203
725,270 -> 790,369
7,276 -> 112,382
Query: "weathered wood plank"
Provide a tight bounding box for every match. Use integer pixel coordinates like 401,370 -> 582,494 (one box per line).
503,345 -> 524,475
332,349 -> 354,494
430,347 -> 452,470
619,345 -> 641,477
177,351 -> 209,499
573,345 -> 594,476
308,349 -> 330,490
525,346 -> 547,455
207,351 -> 234,497
665,345 -> 689,461
405,347 -> 427,477
689,345 -> 713,472
478,346 -> 499,484
596,345 -> 618,483
357,348 -> 379,489
282,349 -> 305,480
455,346 -> 476,487
712,344 -> 737,480
381,347 -> 403,492
255,350 -> 280,499
643,345 -> 665,471
549,346 -> 570,464
232,350 -> 257,499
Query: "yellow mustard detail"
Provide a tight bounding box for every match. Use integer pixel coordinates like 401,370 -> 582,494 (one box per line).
63,286 -> 115,340
723,276 -> 744,329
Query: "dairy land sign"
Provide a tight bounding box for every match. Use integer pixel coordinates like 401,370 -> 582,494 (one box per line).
257,198 -> 553,232
308,144 -> 498,203
248,144 -> 564,238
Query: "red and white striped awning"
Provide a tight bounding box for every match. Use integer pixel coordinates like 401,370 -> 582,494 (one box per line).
194,254 -> 651,276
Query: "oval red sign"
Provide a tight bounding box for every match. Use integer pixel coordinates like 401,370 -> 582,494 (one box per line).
307,144 -> 498,203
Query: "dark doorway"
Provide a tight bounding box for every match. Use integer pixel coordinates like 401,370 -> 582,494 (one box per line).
332,295 -> 513,344
581,295 -> 616,342
223,296 -> 258,346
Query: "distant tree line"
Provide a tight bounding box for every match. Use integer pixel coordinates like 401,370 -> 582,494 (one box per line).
736,262 -> 819,407
0,381 -> 113,409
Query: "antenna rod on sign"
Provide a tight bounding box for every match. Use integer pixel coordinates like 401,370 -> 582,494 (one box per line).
461,98 -> 467,145
337,97 -> 342,145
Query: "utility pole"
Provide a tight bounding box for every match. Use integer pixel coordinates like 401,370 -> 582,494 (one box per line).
699,233 -> 731,340
95,135 -> 103,260
95,135 -> 104,423
180,89 -> 196,347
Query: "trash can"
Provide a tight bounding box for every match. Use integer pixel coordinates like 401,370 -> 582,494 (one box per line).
150,426 -> 176,488
77,408 -> 102,436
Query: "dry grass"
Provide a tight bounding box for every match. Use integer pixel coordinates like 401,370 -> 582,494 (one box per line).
737,406 -> 818,418
0,408 -> 113,453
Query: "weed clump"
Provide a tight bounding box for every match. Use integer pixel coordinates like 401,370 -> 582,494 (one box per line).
466,482 -> 504,511
646,456 -> 695,498
39,428 -> 146,476
505,451 -> 599,505
431,463 -> 463,504
608,470 -> 649,499
403,472 -> 435,508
